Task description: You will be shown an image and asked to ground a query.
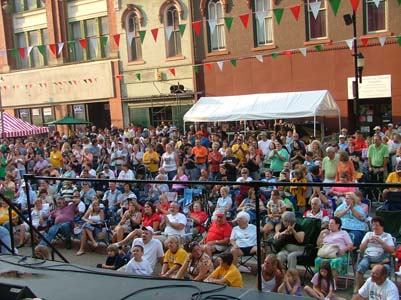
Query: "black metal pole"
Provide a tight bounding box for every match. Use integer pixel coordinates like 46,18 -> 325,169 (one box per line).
254,185 -> 262,291
352,11 -> 359,129
7,206 -> 15,254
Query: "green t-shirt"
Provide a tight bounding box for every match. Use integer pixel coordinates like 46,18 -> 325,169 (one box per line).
367,143 -> 389,167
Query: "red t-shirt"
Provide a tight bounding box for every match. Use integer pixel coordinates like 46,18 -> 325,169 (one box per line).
189,210 -> 208,233
205,221 -> 232,243
208,151 -> 223,173
142,213 -> 161,230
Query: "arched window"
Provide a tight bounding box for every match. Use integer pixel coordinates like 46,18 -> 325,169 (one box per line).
165,5 -> 182,57
126,12 -> 142,61
208,1 -> 226,52
253,0 -> 273,46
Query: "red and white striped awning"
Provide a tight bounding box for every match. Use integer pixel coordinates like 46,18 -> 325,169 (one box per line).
0,112 -> 49,138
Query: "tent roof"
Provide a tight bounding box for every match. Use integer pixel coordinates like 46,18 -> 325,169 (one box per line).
0,112 -> 49,138
183,90 -> 339,122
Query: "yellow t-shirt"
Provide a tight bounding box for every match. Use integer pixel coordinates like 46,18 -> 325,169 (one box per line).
232,143 -> 248,163
0,207 -> 17,225
143,151 -> 160,173
210,264 -> 243,288
49,151 -> 63,168
163,248 -> 188,270
386,172 -> 401,191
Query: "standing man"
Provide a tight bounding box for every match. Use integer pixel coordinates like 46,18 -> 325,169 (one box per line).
367,134 -> 389,183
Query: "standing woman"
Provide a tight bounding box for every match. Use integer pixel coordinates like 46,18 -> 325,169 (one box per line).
335,151 -> 356,183
269,140 -> 289,177
161,143 -> 179,180
244,145 -> 261,180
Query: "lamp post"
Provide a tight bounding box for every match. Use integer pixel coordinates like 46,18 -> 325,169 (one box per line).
344,12 -> 365,130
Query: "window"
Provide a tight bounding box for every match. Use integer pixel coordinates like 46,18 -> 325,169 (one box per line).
126,12 -> 142,61
100,17 -> 109,57
364,0 -> 386,33
208,1 -> 226,52
28,30 -> 42,67
253,0 -> 273,46
165,6 -> 182,57
305,0 -> 327,40
18,109 -> 31,124
70,21 -> 83,62
15,32 -> 29,69
85,19 -> 97,60
13,0 -> 45,12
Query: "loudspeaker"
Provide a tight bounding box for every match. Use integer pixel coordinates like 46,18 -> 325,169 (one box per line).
0,282 -> 37,300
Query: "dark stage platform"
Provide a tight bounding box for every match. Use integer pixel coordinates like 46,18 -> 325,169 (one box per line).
0,254 -> 311,300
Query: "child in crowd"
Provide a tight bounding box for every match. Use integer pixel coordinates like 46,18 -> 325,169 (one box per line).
278,269 -> 302,296
96,244 -> 125,270
290,169 -> 308,213
125,244 -> 152,276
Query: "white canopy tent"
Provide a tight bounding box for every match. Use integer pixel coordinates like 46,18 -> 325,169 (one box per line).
183,90 -> 341,136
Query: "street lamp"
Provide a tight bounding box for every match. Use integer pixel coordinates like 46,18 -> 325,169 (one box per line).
344,12 -> 365,127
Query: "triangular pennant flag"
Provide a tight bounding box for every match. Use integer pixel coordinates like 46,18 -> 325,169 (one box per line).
299,48 -> 307,56
151,28 -> 159,42
255,11 -> 268,26
255,55 -> 263,63
205,63 -> 212,71
88,79 -> 93,83
18,48 -> 26,59
315,44 -> 323,51
49,44 -> 57,56
224,17 -> 234,32
169,68 -> 176,76
345,38 -> 354,50
361,37 -> 368,47
136,73 -> 141,81
329,0 -> 341,16
116,75 -> 123,81
310,1 -> 322,20
230,59 -> 237,67
327,41 -> 333,46
192,21 -> 202,36
79,38 -> 87,49
350,0 -> 360,12
165,26 -> 173,40
113,34 -> 121,47
239,13 -> 250,29
208,19 -> 217,34
290,5 -> 301,21
271,53 -> 278,59
68,80 -> 73,85
284,50 -> 292,57
57,42 -> 64,55
90,38 -> 98,56
373,0 -> 380,8
378,36 -> 386,47
273,9 -> 284,25
398,36 -> 401,46
178,24 -> 186,37
193,65 -> 199,74
101,36 -> 108,47
67,41 -> 75,53
139,30 -> 146,44
217,61 -> 224,71
398,0 -> 401,6
127,31 -> 134,46
26,46 -> 33,56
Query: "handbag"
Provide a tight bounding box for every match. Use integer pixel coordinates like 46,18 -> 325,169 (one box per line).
317,244 -> 339,258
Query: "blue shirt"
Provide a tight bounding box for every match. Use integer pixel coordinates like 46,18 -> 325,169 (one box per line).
335,203 -> 367,231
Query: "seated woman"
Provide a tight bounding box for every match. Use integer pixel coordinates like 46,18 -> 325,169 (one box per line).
315,216 -> 354,277
263,189 -> 286,235
155,194 -> 171,217
171,166 -> 189,194
76,200 -> 105,256
112,201 -> 142,243
213,186 -> 233,218
334,192 -> 367,247
175,241 -> 214,281
188,201 -> 208,236
160,236 -> 188,278
236,188 -> 266,225
204,253 -> 243,288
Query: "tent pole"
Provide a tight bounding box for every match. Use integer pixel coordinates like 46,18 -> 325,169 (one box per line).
313,114 -> 316,137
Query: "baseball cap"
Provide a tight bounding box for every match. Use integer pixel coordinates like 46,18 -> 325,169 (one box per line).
374,126 -> 381,130
141,226 -> 154,234
339,135 -> 346,138
215,209 -> 226,217
388,123 -> 393,127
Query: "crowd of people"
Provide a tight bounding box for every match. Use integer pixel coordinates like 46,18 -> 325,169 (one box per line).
0,121 -> 400,298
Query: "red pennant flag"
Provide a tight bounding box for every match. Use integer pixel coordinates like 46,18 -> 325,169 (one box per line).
151,28 -> 159,42
205,63 -> 212,71
18,48 -> 26,59
290,5 -> 301,21
239,13 -> 250,29
327,41 -> 333,46
73,80 -> 77,85
361,37 -> 368,47
79,38 -> 87,49
169,68 -> 176,76
116,75 -> 123,81
88,78 -> 93,83
113,34 -> 121,47
284,50 -> 292,57
49,44 -> 57,56
350,0 -> 360,12
192,21 -> 202,36
58,81 -> 62,85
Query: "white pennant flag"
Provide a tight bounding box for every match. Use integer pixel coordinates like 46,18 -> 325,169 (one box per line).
0,50 -> 6,59
310,1 -> 321,20
208,19 -> 217,34
127,31 -> 134,46
373,0 -> 380,8
90,38 -> 98,56
26,46 -> 33,56
345,38 -> 354,50
299,48 -> 307,57
379,36 -> 386,47
216,61 -> 224,71
255,55 -> 263,63
165,26 -> 173,40
255,11 -> 267,26
57,42 -> 64,55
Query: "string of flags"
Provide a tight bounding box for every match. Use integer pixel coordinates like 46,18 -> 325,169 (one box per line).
0,77 -> 98,91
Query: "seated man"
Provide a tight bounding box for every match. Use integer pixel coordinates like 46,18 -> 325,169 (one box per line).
159,202 -> 187,244
355,216 -> 395,292
39,196 -> 78,249
201,210 -> 232,257
382,163 -> 401,202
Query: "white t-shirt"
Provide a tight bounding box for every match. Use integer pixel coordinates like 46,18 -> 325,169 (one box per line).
361,232 -> 394,257
230,224 -> 257,248
132,238 -> 164,271
358,278 -> 399,300
118,169 -> 135,181
125,258 -> 153,276
164,213 -> 187,236
258,139 -> 271,156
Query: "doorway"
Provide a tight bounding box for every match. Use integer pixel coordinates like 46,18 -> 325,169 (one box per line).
87,102 -> 111,129
357,98 -> 392,134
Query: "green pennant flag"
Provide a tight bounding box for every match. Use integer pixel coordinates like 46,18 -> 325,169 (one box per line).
271,53 -> 278,59
178,24 -> 186,37
398,36 -> 401,46
37,45 -> 46,57
101,36 -> 108,47
139,30 -> 146,44
329,0 -> 341,16
224,17 -> 234,32
398,0 -> 401,6
68,41 -> 75,49
193,65 -> 199,74
273,9 -> 284,25
230,59 -> 237,67
68,80 -> 73,85
135,73 -> 141,81
315,45 -> 323,51
10,49 -> 17,58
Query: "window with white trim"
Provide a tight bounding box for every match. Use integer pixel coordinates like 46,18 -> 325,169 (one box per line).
126,12 -> 142,61
305,0 -> 327,40
208,1 -> 226,52
165,5 -> 182,57
253,0 -> 274,46
364,0 -> 386,33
